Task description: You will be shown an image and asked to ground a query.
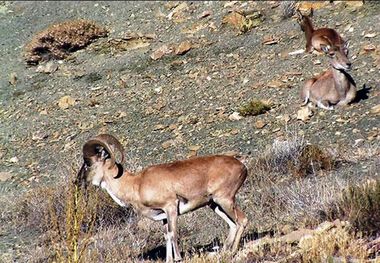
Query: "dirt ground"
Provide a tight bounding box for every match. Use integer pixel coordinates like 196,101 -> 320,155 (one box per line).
0,1 -> 379,261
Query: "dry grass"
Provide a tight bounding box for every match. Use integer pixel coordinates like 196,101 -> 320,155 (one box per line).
330,179 -> 380,236
24,19 -> 108,65
1,137 -> 379,262
299,224 -> 368,262
254,136 -> 336,178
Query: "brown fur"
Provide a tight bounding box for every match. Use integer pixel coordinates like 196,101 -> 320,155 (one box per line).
300,44 -> 356,110
297,12 -> 345,53
80,134 -> 248,263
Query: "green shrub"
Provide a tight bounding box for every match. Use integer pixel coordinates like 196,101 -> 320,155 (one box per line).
238,99 -> 271,117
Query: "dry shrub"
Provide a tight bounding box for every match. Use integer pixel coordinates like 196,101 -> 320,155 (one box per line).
245,175 -> 349,233
255,137 -> 335,178
299,224 -> 368,262
244,136 -> 349,231
243,238 -> 294,263
17,179 -> 132,235
331,179 -> 380,236
182,251 -> 235,263
47,178 -> 98,262
13,166 -> 136,262
24,19 -> 108,65
254,136 -> 305,175
290,144 -> 335,177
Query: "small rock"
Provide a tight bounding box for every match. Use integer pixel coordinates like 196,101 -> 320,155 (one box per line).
345,1 -> 364,7
168,124 -> 178,130
9,157 -> 19,163
198,10 -> 212,19
175,41 -> 192,55
231,129 -> 239,135
9,72 -> 17,85
364,33 -> 377,38
224,1 -> 237,8
297,107 -> 313,122
58,95 -> 75,109
363,44 -> 376,52
162,139 -> 175,149
280,229 -> 314,244
36,61 -> 58,74
117,111 -> 127,118
315,221 -> 335,234
254,120 -> 266,129
187,150 -> 197,158
229,112 -> 243,121
267,80 -> 284,89
289,49 -> 305,56
370,104 -> 380,115
221,150 -> 239,157
151,45 -> 173,60
32,131 -> 48,141
336,118 -> 346,123
283,114 -> 291,123
222,11 -> 256,33
167,2 -> 188,20
188,145 -> 201,151
154,87 -> 162,94
153,124 -> 166,131
39,109 -> 48,115
0,172 -> 12,182
353,139 -> 364,147
262,35 -> 279,45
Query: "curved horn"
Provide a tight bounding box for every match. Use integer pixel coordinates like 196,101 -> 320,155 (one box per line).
82,134 -> 125,167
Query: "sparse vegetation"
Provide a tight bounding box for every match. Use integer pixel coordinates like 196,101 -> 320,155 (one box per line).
254,136 -> 335,178
1,1 -> 379,262
1,137 -> 378,262
331,179 -> 380,236
24,19 -> 108,65
238,99 -> 271,117
299,223 -> 368,262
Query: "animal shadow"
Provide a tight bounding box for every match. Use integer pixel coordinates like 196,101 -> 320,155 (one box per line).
139,245 -> 166,261
139,230 -> 275,261
139,238 -> 221,261
353,84 -> 371,104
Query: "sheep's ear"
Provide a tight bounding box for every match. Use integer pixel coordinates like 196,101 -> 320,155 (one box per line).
309,7 -> 314,17
320,44 -> 330,54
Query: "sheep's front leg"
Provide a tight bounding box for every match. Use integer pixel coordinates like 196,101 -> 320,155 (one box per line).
164,201 -> 182,262
163,218 -> 174,263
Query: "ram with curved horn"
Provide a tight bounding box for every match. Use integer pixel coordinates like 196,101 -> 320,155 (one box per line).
77,133 -> 248,263
77,134 -> 125,188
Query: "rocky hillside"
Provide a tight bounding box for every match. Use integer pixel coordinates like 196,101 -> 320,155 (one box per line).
0,1 -> 379,262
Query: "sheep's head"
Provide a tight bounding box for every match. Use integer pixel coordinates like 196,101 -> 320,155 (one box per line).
77,134 -> 125,188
